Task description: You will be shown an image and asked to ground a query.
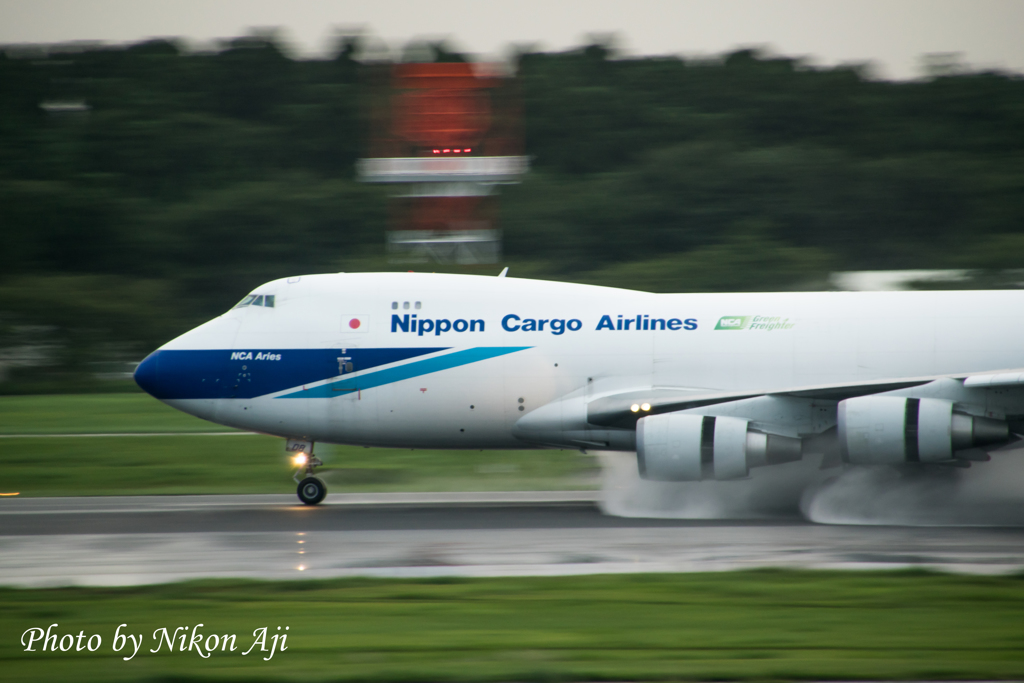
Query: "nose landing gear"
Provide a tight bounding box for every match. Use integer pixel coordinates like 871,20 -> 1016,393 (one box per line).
297,475 -> 326,506
289,440 -> 326,506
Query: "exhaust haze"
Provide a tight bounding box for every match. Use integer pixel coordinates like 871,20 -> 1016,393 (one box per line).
599,445 -> 1024,526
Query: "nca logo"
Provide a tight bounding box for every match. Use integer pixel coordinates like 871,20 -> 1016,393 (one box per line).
715,316 -> 750,330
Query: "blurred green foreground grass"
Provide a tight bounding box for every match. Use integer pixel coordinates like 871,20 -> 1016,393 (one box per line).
0,393 -> 235,435
2,571 -> 1023,682
0,394 -> 597,495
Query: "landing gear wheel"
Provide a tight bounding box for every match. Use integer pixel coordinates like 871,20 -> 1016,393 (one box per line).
297,477 -> 327,506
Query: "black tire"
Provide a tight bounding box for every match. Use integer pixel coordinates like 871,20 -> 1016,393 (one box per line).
297,476 -> 327,506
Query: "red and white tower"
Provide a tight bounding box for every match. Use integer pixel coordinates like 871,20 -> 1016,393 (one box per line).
358,62 -> 527,264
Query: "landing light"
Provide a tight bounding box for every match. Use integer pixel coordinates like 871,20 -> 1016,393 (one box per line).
292,453 -> 308,467
641,403 -> 651,412
630,404 -> 640,412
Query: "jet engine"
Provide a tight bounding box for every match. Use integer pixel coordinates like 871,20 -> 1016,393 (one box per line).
636,413 -> 802,481
837,396 -> 1009,465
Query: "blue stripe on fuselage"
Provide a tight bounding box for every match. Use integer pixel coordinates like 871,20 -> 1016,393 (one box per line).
277,346 -> 531,398
136,347 -> 446,400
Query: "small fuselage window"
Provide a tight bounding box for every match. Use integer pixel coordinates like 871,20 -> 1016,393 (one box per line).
233,294 -> 276,309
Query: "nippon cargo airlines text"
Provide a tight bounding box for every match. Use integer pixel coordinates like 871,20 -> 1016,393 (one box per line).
391,313 -> 698,336
134,272 -> 1024,505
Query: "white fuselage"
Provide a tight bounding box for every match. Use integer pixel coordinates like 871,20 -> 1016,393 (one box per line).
136,273 -> 1024,449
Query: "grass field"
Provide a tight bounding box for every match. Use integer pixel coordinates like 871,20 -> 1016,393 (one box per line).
0,394 -> 597,496
2,571 -> 1023,682
0,393 -> 235,434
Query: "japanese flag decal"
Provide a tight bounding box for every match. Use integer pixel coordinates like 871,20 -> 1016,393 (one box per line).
341,315 -> 369,332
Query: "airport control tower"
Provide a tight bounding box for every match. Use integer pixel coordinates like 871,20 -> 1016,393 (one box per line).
358,62 -> 527,264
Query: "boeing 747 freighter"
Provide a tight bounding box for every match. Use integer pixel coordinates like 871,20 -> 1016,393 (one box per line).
134,272 -> 1023,504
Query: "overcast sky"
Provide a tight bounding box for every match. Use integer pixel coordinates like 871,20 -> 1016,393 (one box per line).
2,0 -> 1023,80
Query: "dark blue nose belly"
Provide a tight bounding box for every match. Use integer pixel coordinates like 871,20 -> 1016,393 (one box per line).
133,349 -> 231,400
134,351 -> 162,398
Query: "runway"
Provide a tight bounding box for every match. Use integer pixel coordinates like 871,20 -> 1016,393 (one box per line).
3,492 -> 1024,587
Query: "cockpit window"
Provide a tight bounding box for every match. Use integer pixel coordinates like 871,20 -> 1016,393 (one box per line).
232,293 -> 276,309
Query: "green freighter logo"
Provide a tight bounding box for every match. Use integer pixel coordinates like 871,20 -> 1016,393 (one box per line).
715,316 -> 795,331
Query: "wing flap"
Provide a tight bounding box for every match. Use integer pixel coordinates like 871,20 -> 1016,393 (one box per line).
963,371 -> 1024,388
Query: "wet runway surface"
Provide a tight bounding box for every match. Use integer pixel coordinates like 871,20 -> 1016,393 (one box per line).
2,492 -> 1024,586
0,492 -> 786,536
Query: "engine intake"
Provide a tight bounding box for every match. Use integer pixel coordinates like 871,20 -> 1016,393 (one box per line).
636,413 -> 802,481
837,396 -> 1008,465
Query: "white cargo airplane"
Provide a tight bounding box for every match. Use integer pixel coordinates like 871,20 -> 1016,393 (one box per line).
135,272 -> 1023,505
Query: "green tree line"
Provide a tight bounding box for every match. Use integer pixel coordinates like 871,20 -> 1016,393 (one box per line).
1,36 -> 1022,391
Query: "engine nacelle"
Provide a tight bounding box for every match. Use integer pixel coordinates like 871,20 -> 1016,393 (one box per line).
636,413 -> 802,481
837,396 -> 1009,465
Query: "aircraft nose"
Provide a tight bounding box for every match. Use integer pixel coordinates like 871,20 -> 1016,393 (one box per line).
134,351 -> 163,398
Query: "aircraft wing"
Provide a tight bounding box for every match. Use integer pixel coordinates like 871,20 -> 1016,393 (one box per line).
586,369 -> 1024,430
